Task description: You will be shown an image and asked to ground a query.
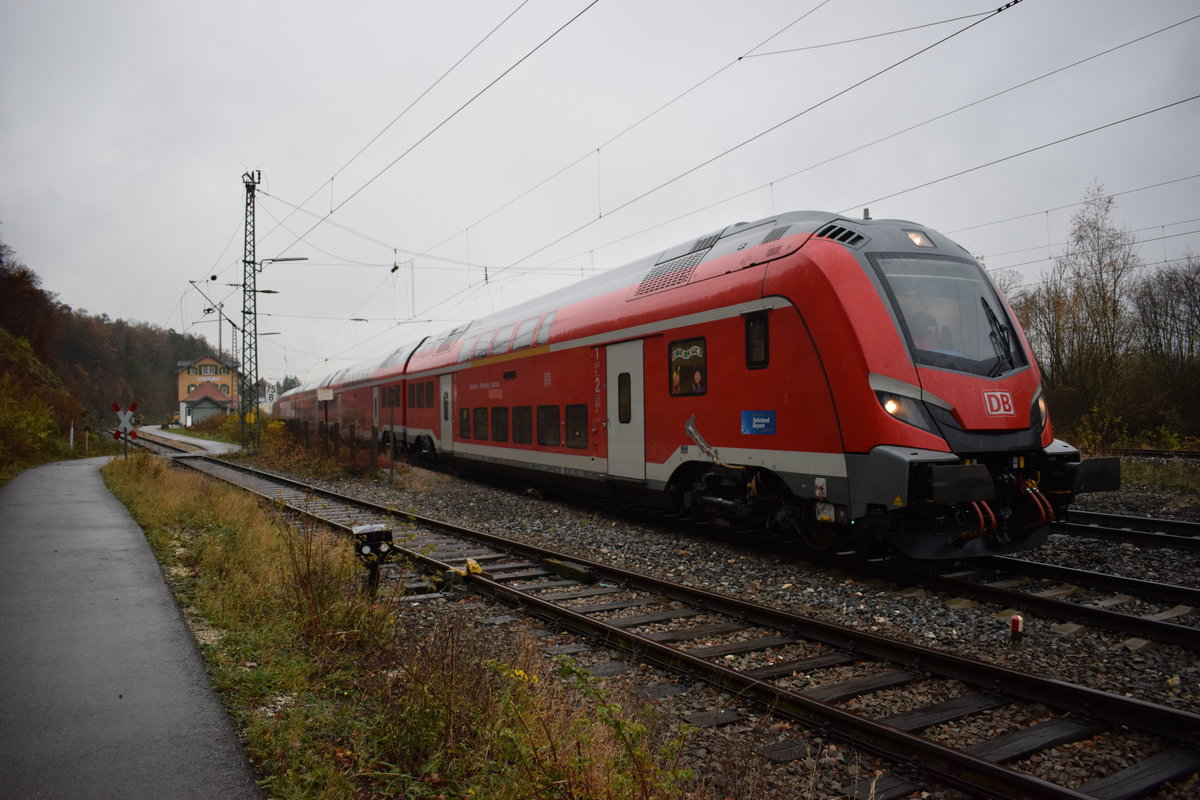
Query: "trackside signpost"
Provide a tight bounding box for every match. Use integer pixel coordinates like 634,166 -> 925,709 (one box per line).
113,402 -> 138,459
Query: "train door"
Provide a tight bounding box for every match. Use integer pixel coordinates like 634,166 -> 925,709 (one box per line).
371,386 -> 379,431
439,374 -> 453,453
605,340 -> 645,480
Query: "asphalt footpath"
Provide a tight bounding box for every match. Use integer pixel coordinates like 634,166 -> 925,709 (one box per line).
0,457 -> 262,799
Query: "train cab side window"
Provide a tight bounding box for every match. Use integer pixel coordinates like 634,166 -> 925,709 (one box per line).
473,408 -> 488,440
565,405 -> 587,449
491,407 -> 509,442
745,311 -> 769,369
459,408 -> 470,438
513,406 -> 533,444
425,381 -> 434,407
512,317 -> 539,350
669,337 -> 707,396
536,405 -> 561,447
618,373 -> 631,424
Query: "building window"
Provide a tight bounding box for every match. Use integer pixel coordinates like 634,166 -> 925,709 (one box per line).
220,384 -> 229,394
188,366 -> 196,375
565,404 -> 587,449
669,337 -> 707,396
473,407 -> 489,440
745,311 -> 769,369
491,407 -> 509,442
187,384 -> 197,394
536,405 -> 560,447
513,406 -> 533,444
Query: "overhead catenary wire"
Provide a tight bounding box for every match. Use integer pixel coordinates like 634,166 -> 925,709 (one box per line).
274,0 -> 601,259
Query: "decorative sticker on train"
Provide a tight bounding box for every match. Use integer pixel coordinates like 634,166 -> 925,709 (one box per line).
741,410 -> 776,435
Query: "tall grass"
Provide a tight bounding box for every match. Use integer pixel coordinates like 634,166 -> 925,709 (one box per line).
102,453 -> 699,800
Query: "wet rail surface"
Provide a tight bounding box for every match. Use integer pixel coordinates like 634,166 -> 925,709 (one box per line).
129,444 -> 1200,800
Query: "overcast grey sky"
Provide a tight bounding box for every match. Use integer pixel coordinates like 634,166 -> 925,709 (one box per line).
2,0 -> 1197,385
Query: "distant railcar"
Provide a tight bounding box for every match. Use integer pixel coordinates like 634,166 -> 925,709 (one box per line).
276,211 -> 1118,558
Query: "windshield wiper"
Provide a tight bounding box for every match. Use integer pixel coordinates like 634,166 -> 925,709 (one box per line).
981,296 -> 1015,377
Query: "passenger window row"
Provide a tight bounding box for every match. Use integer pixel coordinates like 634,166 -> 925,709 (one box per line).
459,403 -> 587,449
459,311 -> 557,363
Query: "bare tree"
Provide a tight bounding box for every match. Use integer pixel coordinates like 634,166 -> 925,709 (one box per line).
1010,182 -> 1142,431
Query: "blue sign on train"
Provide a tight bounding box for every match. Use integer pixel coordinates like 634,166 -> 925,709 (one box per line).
741,410 -> 776,435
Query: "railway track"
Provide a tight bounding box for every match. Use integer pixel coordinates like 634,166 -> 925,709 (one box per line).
134,446 -> 1200,800
1056,510 -> 1200,551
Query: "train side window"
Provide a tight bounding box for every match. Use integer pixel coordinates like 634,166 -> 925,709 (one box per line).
668,337 -> 707,396
443,392 -> 449,421
745,311 -> 769,369
491,407 -> 509,442
618,373 -> 631,424
415,383 -> 425,408
535,311 -> 556,346
473,407 -> 488,440
425,381 -> 434,407
512,317 -> 539,350
513,406 -> 533,444
536,405 -> 561,447
473,333 -> 492,360
458,335 -> 479,363
459,408 -> 470,438
565,405 -> 587,449
408,384 -> 417,408
492,325 -> 514,356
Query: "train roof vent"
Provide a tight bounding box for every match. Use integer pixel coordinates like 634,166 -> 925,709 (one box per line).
633,250 -> 707,297
815,222 -> 867,247
761,225 -> 790,244
694,232 -> 721,251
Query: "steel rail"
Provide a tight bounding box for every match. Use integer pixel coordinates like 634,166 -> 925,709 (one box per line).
1051,521 -> 1200,551
981,555 -> 1200,607
1065,510 -> 1200,538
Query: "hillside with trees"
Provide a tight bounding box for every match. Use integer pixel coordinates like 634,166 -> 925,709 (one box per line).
1,236 -> 214,470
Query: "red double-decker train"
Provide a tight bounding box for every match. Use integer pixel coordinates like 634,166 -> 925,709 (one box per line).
277,211 -> 1118,558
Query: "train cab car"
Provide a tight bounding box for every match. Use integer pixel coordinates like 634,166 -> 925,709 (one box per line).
277,210 -> 1119,559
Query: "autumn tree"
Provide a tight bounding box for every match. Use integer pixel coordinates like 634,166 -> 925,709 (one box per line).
1012,182 -> 1142,437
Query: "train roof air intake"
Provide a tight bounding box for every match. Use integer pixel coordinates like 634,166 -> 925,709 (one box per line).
633,250 -> 707,297
761,225 -> 791,244
815,223 -> 867,248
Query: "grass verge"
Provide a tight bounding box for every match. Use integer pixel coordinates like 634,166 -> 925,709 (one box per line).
102,452 -> 698,800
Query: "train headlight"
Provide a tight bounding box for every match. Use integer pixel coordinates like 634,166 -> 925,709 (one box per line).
876,391 -> 935,433
1031,394 -> 1050,433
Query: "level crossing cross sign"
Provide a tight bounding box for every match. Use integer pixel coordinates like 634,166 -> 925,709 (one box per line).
112,402 -> 138,440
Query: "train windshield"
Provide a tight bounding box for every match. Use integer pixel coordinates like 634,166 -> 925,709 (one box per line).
873,254 -> 1027,377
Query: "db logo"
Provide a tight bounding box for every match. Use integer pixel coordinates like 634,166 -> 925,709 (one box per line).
983,391 -> 1015,416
